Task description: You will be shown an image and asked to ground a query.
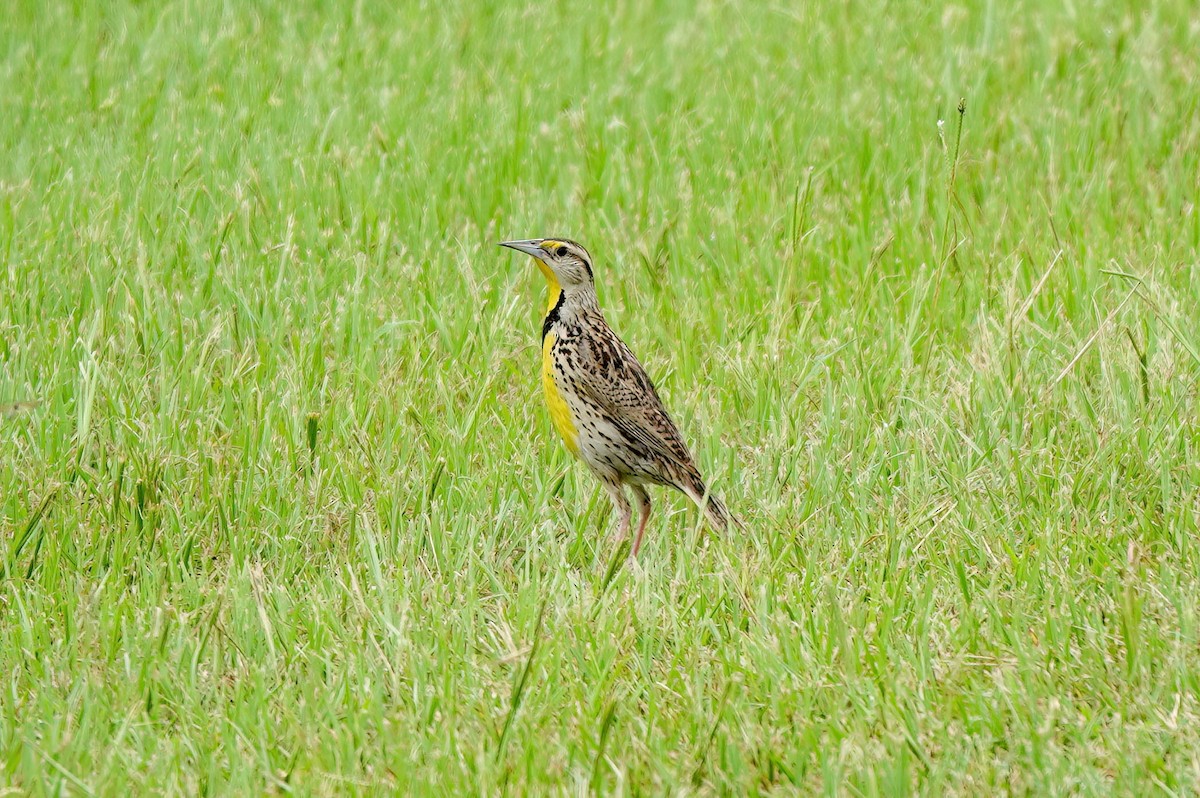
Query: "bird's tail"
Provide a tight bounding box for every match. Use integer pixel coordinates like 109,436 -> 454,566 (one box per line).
682,477 -> 741,532
703,493 -> 738,532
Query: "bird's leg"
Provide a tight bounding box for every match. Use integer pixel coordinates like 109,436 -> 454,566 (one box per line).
603,481 -> 632,542
630,485 -> 651,557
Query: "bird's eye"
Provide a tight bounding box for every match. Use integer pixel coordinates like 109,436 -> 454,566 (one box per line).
555,245 -> 569,257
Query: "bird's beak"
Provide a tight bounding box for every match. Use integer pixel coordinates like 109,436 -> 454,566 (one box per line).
498,239 -> 547,260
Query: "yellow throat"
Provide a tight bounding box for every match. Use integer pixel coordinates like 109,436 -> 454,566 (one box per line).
538,265 -> 579,455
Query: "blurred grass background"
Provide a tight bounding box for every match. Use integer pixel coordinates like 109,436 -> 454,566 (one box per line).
2,0 -> 1199,793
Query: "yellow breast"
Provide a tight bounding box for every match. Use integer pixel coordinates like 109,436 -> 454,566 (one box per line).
541,331 -> 580,456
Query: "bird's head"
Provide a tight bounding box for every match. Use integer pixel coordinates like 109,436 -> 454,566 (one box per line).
499,238 -> 594,291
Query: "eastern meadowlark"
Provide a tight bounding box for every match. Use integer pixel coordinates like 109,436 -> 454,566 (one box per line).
499,237 -> 736,556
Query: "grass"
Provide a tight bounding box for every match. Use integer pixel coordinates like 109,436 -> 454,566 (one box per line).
2,0 -> 1199,793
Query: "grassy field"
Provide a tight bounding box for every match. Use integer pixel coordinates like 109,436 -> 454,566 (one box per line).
2,0 -> 1200,793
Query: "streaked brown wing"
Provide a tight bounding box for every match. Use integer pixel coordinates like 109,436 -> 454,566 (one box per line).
573,323 -> 698,472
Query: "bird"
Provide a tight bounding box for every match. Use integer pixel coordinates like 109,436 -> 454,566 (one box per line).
499,237 -> 736,556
